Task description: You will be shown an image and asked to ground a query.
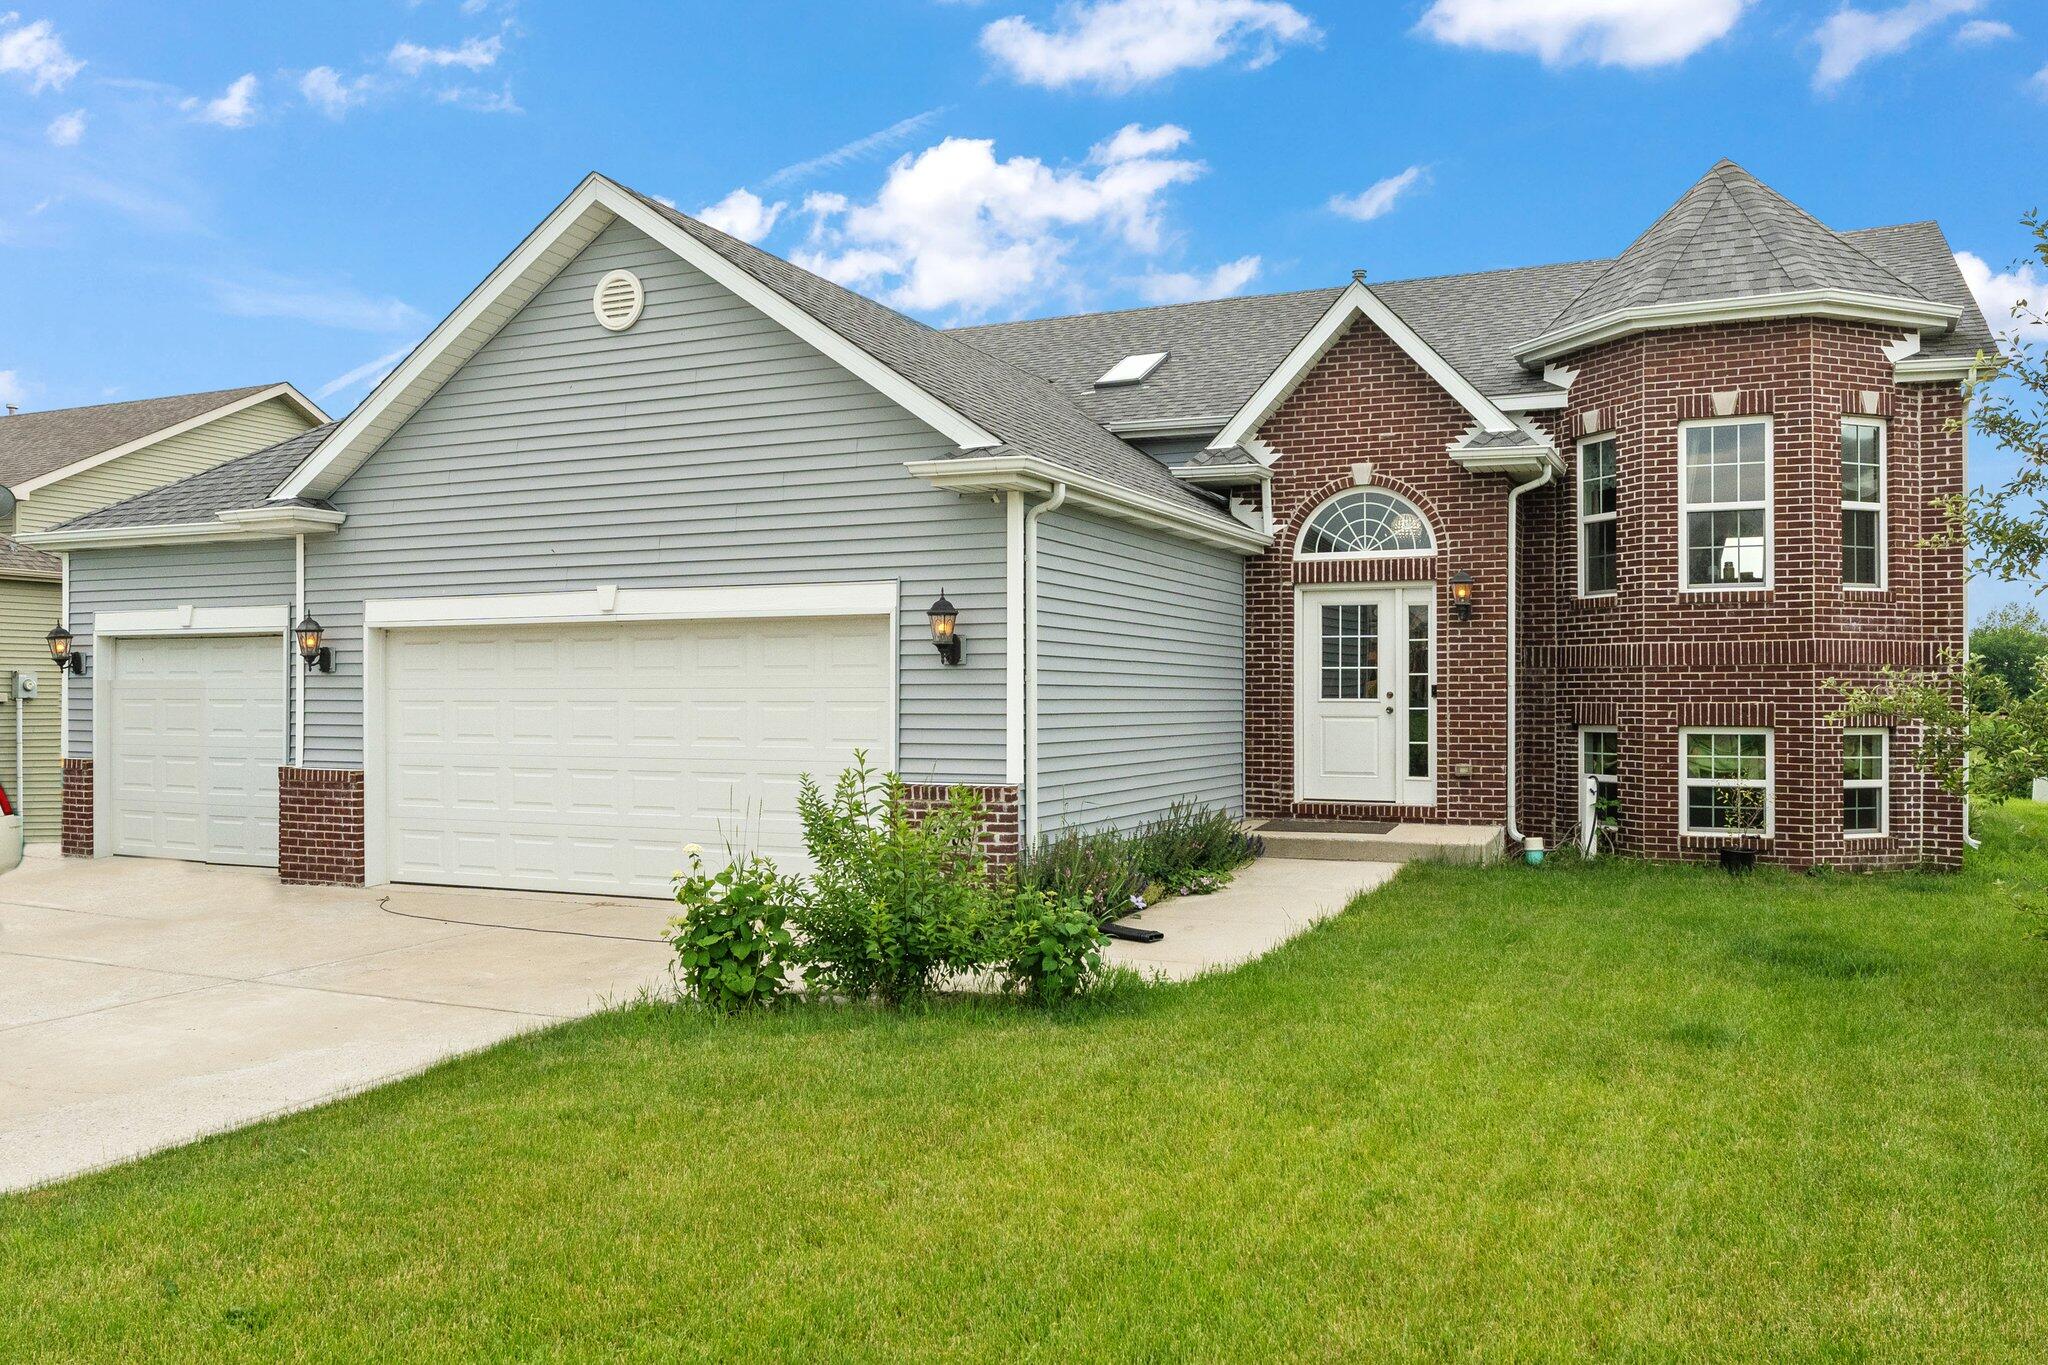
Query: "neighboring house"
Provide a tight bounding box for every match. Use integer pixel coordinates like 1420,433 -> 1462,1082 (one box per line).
0,386 -> 326,842
25,160 -> 1984,896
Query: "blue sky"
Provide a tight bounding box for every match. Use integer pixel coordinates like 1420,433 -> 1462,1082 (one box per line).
1,0 -> 2042,616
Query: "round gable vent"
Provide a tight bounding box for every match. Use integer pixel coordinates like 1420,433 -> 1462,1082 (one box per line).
593,269 -> 645,332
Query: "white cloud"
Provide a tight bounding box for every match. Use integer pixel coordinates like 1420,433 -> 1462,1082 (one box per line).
300,66 -> 376,118
696,188 -> 785,244
0,370 -> 26,410
762,108 -> 946,189
1136,254 -> 1261,304
434,83 -> 521,113
211,275 -> 427,332
1416,0 -> 1751,68
2034,61 -> 2048,97
184,73 -> 259,128
389,34 -> 502,74
1812,0 -> 1982,91
793,124 -> 1205,317
1953,18 -> 2014,43
982,0 -> 1317,91
1328,165 -> 1429,222
316,344 -> 414,401
0,15 -> 83,92
44,107 -> 83,146
1958,249 -> 2048,342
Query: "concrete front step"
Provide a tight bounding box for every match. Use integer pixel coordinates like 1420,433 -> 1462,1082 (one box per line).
1247,819 -> 1505,866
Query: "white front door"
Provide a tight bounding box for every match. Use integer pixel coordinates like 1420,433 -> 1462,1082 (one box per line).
379,614 -> 892,898
108,633 -> 284,866
1296,586 -> 1432,806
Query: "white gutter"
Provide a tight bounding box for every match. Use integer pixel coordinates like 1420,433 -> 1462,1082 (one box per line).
1023,481 -> 1068,847
905,453 -> 1269,555
1503,462 -> 1556,846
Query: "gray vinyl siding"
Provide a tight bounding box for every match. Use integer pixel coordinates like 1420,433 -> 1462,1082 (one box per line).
63,540 -> 296,757
1034,506 -> 1243,836
301,218 -> 1006,781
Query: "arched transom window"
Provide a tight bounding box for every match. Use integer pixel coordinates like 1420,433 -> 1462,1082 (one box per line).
1298,489 -> 1435,557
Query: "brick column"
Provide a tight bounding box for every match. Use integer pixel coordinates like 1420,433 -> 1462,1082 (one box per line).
901,782 -> 1022,867
278,767 -> 365,886
61,758 -> 92,857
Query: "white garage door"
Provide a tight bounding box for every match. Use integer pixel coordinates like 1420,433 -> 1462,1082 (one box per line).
381,615 -> 891,897
108,633 -> 284,866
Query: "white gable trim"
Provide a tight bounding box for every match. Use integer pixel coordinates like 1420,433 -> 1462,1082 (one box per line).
904,453 -> 1271,555
1209,280 -> 1518,462
274,174 -> 1001,503
10,384 -> 327,499
1517,290 -> 1961,367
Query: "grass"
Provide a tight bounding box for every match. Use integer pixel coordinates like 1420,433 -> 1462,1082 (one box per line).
4,806 -> 2047,1360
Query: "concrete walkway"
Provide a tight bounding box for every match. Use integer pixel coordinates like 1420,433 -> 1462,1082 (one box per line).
1102,856 -> 1400,982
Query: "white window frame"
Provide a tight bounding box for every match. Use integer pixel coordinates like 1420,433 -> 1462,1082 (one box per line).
1579,725 -> 1620,828
1295,488 -> 1437,561
1678,728 -> 1775,838
1576,434 -> 1619,599
1841,418 -> 1887,592
1677,417 -> 1774,593
1842,728 -> 1890,839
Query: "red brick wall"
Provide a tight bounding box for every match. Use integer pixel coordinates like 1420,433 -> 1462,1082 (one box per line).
61,758 -> 92,857
1245,313 -> 1965,870
901,781 -> 1021,867
278,766 -> 366,885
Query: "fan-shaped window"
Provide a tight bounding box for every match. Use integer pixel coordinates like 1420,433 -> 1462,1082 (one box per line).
1298,489 -> 1434,557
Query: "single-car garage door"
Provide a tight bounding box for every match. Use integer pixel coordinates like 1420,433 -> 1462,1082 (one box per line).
381,614 -> 891,897
108,633 -> 284,866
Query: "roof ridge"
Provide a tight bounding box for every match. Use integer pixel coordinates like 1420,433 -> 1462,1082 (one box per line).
0,383 -> 277,422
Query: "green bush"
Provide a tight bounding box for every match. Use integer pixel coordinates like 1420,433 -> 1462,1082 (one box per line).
792,753 -> 1006,1007
1020,799 -> 1257,918
1000,888 -> 1108,1005
665,848 -> 804,1012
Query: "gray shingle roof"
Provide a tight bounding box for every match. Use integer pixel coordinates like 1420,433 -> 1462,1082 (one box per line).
1844,221 -> 1995,363
1535,161 -> 1930,341
628,187 -> 1236,528
0,385 -> 280,489
0,536 -> 60,581
49,424 -> 337,533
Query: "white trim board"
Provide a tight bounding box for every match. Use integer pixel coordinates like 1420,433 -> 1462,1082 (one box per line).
275,174 -> 1001,504
20,507 -> 345,552
93,605 -> 291,637
1516,290 -> 1961,367
9,384 -> 328,500
906,453 -> 1270,554
362,581 -> 898,630
1210,280 -> 1519,459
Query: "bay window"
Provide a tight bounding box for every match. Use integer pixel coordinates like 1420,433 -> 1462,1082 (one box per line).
1842,420 -> 1886,589
1680,730 -> 1772,836
1578,436 -> 1618,597
1681,419 -> 1770,589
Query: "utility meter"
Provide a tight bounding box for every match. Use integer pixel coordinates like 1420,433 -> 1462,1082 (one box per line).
10,672 -> 35,701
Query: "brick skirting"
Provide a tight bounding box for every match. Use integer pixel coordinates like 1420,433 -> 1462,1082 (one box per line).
279,767 -> 366,886
900,782 -> 1022,867
61,758 -> 92,857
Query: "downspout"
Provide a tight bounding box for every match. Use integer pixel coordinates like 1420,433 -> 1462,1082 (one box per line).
294,533 -> 306,769
1023,481 -> 1068,848
1503,462 -> 1555,846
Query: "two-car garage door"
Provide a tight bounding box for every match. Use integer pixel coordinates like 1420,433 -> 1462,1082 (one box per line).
381,615 -> 891,898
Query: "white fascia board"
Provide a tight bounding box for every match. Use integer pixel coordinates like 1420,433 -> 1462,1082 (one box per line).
905,454 -> 1271,555
1515,290 -> 1963,366
1494,391 -> 1569,412
95,604 -> 289,637
19,506 -> 344,552
1174,462 -> 1272,485
1102,416 -> 1233,438
365,580 -> 896,630
1211,281 -> 1518,459
275,175 -> 1000,503
1451,448 -> 1562,479
1893,354 -> 1982,384
9,383 -> 330,499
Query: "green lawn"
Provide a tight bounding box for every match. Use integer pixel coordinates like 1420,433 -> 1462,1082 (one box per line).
5,807 -> 2047,1360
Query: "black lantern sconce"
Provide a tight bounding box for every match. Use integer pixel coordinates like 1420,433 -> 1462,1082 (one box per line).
45,624 -> 85,675
927,590 -> 963,666
296,614 -> 334,673
1450,571 -> 1475,622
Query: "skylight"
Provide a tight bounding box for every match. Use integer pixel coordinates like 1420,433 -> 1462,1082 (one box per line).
1095,352 -> 1168,387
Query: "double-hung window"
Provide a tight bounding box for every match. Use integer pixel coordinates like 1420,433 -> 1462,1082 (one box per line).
1578,436 -> 1618,597
1843,730 -> 1889,836
1681,419 -> 1770,589
1842,420 -> 1886,589
1680,730 -> 1772,835
1580,727 -> 1620,828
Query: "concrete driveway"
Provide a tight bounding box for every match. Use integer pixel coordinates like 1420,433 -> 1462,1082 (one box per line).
0,852 -> 673,1193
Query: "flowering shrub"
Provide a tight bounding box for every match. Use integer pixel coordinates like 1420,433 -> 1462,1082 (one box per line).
666,846 -> 805,1012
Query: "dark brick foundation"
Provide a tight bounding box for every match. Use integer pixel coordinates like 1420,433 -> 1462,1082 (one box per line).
279,766 -> 366,886
61,758 -> 92,857
901,782 -> 1022,867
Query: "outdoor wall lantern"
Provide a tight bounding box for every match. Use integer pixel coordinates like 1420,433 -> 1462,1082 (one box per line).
296,614 -> 335,673
45,624 -> 85,675
1450,571 -> 1475,622
927,590 -> 963,665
